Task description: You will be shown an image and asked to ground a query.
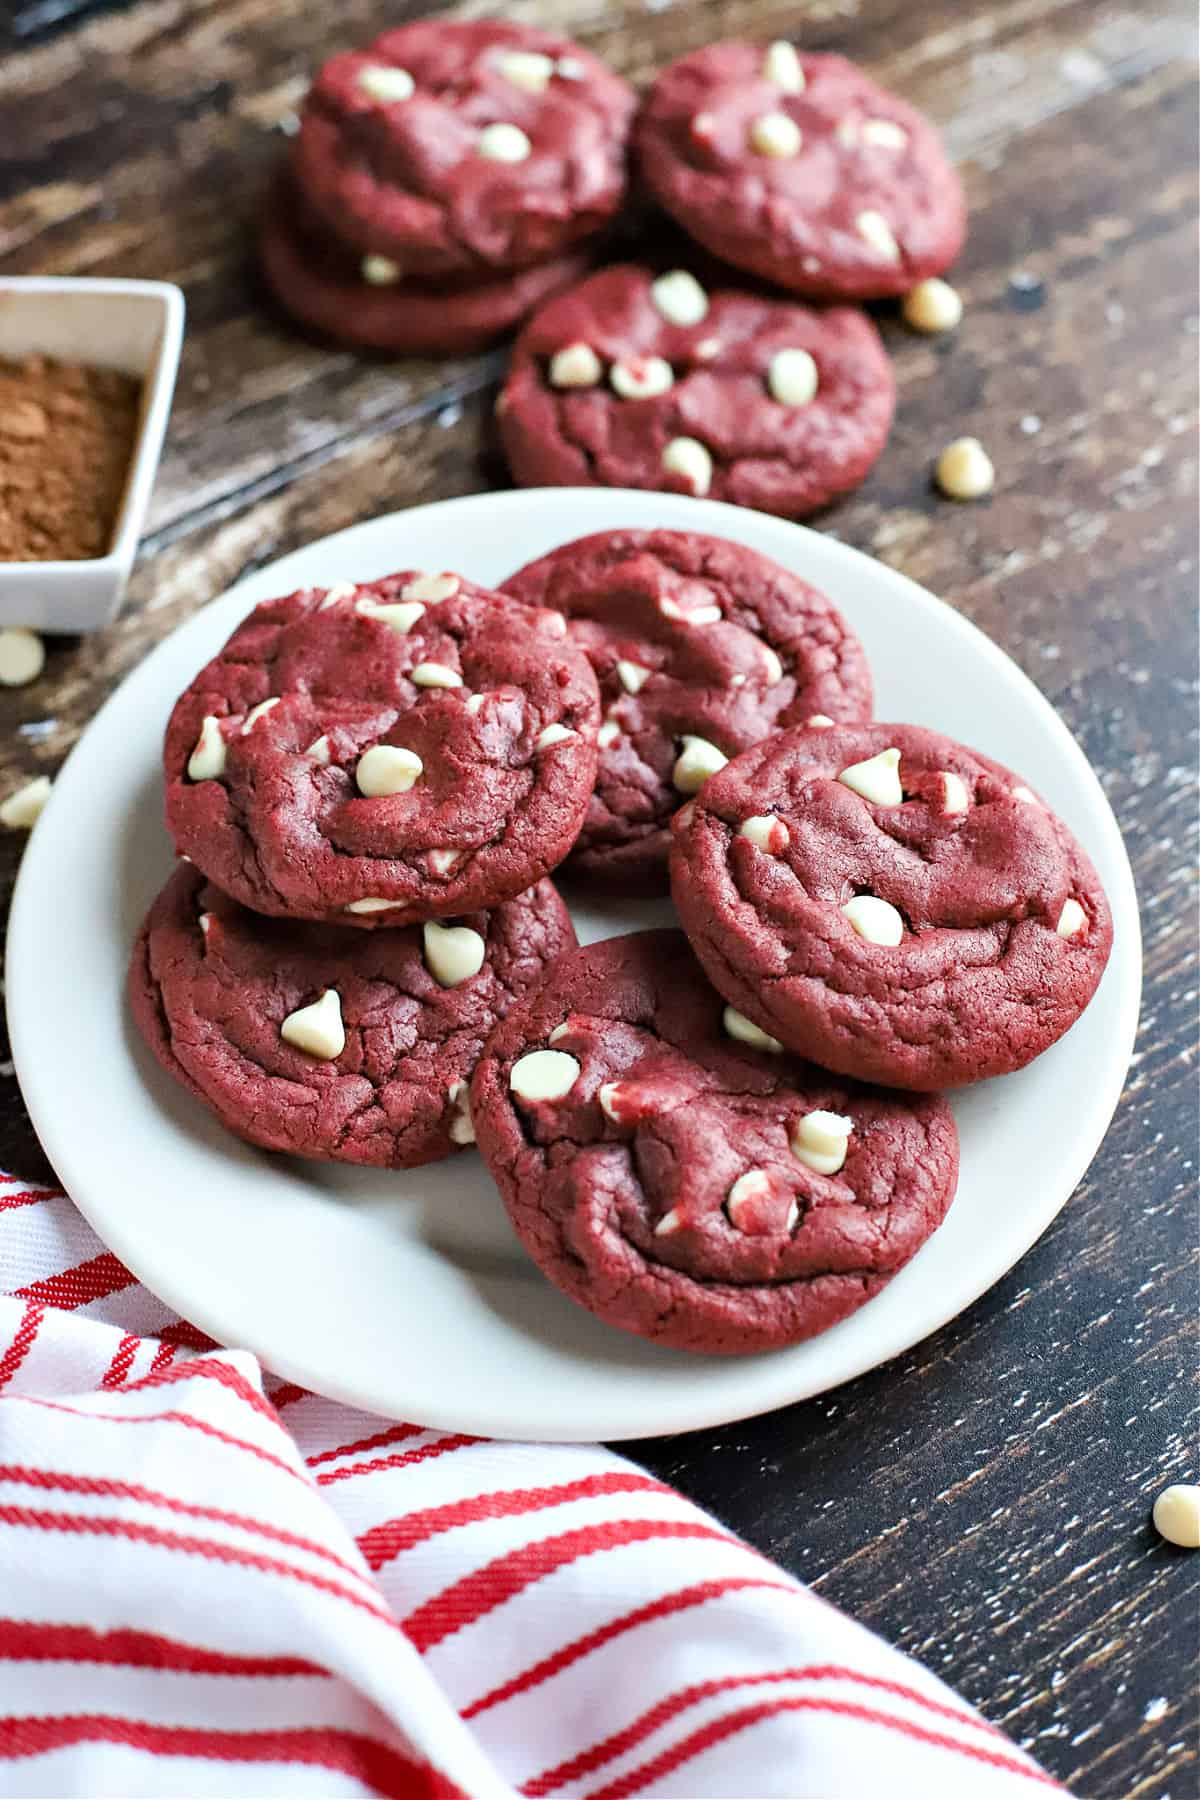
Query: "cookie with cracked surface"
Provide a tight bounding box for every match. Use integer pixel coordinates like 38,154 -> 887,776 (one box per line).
164,573 -> 600,926
497,264 -> 895,517
636,44 -> 965,300
670,723 -> 1114,1089
470,928 -> 958,1353
503,528 -> 873,891
130,863 -> 575,1168
293,19 -> 635,281
260,173 -> 592,356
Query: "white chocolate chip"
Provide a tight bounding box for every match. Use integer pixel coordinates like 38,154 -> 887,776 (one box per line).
610,356 -> 674,400
401,572 -> 460,603
537,723 -> 575,749
902,277 -> 963,334
1152,1483 -> 1200,1549
447,1079 -> 475,1144
598,1082 -> 623,1123
791,1109 -> 852,1175
509,1048 -> 580,1103
556,56 -> 585,80
0,775 -> 51,830
477,122 -> 531,163
661,437 -> 713,496
726,1170 -> 774,1228
1056,898 -> 1087,938
357,598 -> 425,634
723,1005 -> 784,1053
842,894 -> 905,946
939,771 -> 970,815
767,347 -> 818,407
547,1023 -> 570,1044
305,736 -> 331,766
673,734 -> 727,794
355,744 -> 422,796
616,659 -> 651,695
660,595 -> 721,625
187,716 -> 226,781
549,342 -> 603,389
690,112 -> 717,144
856,209 -> 901,263
748,111 -> 802,158
198,912 -> 212,935
539,611 -> 567,638
242,696 -> 279,733
654,1207 -> 684,1236
1012,785 -> 1040,805
428,848 -> 463,876
362,254 -> 402,286
280,989 -> 345,1061
597,720 -> 621,748
465,692 -> 487,714
693,336 -> 722,362
838,746 -> 903,807
357,64 -> 415,102
411,661 -> 462,689
650,270 -> 709,327
936,437 -> 995,500
739,814 -> 790,853
423,920 -> 485,987
861,117 -> 908,148
0,627 -> 44,687
807,713 -> 835,728
345,897 -> 396,914
498,49 -> 554,92
761,646 -> 784,685
319,582 -> 358,610
763,39 -> 805,93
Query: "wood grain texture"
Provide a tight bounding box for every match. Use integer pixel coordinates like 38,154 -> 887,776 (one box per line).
0,2 -> 1196,1792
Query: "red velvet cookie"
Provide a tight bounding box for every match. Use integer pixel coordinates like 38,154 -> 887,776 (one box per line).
497,264 -> 895,517
164,574 -> 600,926
130,863 -> 575,1168
636,44 -> 966,300
293,20 -> 635,280
470,929 -> 958,1354
503,528 -> 873,890
670,723 -> 1114,1090
261,176 -> 591,355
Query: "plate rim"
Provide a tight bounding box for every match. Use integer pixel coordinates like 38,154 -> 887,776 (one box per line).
6,489 -> 1143,1439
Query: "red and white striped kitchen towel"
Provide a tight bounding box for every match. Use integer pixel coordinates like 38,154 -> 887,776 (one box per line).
0,1169 -> 1058,1799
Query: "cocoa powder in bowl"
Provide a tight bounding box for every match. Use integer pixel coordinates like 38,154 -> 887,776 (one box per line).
0,354 -> 142,561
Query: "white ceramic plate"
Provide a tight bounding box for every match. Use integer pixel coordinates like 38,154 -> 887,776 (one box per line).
7,490 -> 1141,1441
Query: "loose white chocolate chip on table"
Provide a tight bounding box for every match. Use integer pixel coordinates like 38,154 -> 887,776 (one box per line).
902,277 -> 963,334
935,437 -> 995,500
654,1207 -> 684,1237
939,771 -> 970,815
791,1109 -> 853,1175
838,746 -> 903,807
0,775 -> 51,830
357,598 -> 425,634
659,594 -> 721,625
1056,898 -> 1088,938
673,734 -> 727,794
355,744 -> 422,796
597,720 -> 621,748
661,437 -> 713,496
760,646 -> 784,685
447,1079 -> 475,1145
856,209 -> 902,262
650,270 -> 709,327
428,848 -> 463,876
610,356 -> 674,400
549,342 -> 603,389
477,122 -> 532,163
509,1048 -> 580,1103
537,723 -> 575,749
241,696 -> 279,733
280,989 -> 345,1061
0,627 -> 45,688
362,254 -> 401,286
187,716 -> 226,782
401,572 -> 460,603
1152,1483 -> 1200,1549
726,1170 -> 772,1223
423,920 -> 485,987
739,814 -> 790,853
806,713 -> 835,728
198,912 -> 212,935
304,736 -> 331,765
722,1005 -> 784,1053
345,897 -> 395,914
861,118 -> 908,148
767,347 -> 818,406
547,1023 -> 570,1044
763,39 -> 804,93
842,893 -> 905,946
358,65 -> 415,103
748,111 -> 802,158
616,659 -> 651,695
319,582 -> 357,609
411,661 -> 463,689
498,49 -> 554,92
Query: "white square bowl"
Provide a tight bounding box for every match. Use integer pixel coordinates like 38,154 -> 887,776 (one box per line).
0,278 -> 184,633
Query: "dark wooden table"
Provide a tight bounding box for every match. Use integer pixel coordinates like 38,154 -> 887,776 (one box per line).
1,1 -> 1196,1792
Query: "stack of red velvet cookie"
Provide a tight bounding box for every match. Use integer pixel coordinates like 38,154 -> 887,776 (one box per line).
261,20 -> 636,356
129,532 -> 1114,1358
